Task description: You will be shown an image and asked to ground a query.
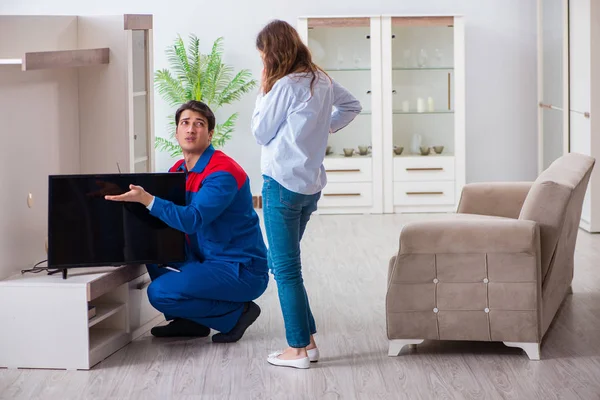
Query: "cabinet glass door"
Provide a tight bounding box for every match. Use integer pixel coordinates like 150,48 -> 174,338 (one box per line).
132,29 -> 150,172
390,17 -> 455,157
306,18 -> 373,159
539,0 -> 568,171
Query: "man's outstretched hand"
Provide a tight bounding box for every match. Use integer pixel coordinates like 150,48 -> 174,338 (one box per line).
105,184 -> 154,207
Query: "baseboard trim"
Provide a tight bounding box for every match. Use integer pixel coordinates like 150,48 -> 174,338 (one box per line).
252,196 -> 263,209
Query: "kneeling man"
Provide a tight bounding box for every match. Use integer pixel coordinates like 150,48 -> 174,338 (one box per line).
106,100 -> 268,343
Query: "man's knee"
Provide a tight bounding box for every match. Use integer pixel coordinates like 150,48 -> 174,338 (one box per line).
147,280 -> 178,311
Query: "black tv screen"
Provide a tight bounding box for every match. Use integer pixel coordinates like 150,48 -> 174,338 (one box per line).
48,173 -> 187,269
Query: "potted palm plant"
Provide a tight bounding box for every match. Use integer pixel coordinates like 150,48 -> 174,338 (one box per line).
154,34 -> 257,156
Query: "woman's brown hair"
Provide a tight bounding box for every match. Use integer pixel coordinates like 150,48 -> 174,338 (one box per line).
256,19 -> 329,94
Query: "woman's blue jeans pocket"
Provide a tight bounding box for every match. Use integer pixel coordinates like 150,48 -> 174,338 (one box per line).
278,184 -> 305,209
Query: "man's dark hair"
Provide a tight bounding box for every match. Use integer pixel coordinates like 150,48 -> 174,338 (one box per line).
175,100 -> 216,132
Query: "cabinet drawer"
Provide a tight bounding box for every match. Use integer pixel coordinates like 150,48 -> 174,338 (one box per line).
394,181 -> 455,206
320,182 -> 373,208
128,272 -> 160,335
324,157 -> 372,182
393,156 -> 455,182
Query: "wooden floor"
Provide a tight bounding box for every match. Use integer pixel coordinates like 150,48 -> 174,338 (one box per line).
1,213 -> 600,400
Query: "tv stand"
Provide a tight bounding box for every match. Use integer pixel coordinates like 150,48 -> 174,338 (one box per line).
0,265 -> 163,370
46,268 -> 68,279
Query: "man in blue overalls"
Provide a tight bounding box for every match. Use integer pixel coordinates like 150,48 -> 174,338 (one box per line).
106,100 -> 268,343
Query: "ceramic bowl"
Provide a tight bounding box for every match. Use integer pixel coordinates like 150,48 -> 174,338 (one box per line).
393,146 -> 404,155
358,145 -> 369,155
433,145 -> 444,154
420,146 -> 431,156
325,145 -> 333,155
343,148 -> 355,157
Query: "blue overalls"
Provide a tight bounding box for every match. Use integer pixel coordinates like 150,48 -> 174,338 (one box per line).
146,145 -> 269,333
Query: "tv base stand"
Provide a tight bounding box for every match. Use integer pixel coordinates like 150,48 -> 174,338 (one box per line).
47,268 -> 68,279
0,265 -> 163,370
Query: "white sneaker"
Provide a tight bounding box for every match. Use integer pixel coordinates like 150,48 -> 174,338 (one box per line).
307,347 -> 319,362
267,351 -> 310,369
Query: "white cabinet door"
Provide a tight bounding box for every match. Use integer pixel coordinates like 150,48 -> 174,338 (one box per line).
298,16 -> 383,214
568,0 -> 591,118
538,0 -> 570,172
568,0 -> 595,231
382,15 -> 465,212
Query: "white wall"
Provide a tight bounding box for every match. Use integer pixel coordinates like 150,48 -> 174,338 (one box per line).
0,0 -> 538,194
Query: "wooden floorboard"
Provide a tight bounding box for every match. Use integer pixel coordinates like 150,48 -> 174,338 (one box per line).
1,213 -> 599,399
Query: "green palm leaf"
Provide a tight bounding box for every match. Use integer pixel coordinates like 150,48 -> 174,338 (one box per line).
154,69 -> 187,107
154,35 -> 258,156
155,137 -> 181,158
217,70 -> 256,106
213,113 -> 238,147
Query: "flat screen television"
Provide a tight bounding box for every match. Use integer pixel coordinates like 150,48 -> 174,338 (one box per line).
48,173 -> 187,272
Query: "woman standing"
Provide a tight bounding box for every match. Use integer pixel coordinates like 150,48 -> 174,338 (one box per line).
252,19 -> 362,369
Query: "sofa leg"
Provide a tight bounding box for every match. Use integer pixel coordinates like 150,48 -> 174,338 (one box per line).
503,342 -> 540,360
388,339 -> 424,356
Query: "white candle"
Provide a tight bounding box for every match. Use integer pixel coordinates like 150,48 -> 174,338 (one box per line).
402,100 -> 409,112
427,97 -> 434,112
417,98 -> 425,113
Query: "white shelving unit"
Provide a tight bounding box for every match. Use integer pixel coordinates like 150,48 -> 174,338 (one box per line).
0,14 -> 157,280
0,14 -> 161,368
0,266 -> 162,370
298,15 -> 466,214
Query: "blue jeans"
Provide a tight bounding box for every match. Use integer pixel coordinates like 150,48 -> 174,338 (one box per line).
262,175 -> 321,348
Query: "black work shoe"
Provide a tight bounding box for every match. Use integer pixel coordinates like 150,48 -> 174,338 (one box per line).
150,318 -> 211,338
211,302 -> 261,343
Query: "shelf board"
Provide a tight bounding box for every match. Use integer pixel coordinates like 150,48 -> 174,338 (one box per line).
324,67 -> 453,72
134,156 -> 148,164
393,67 -> 454,71
22,48 -> 109,71
392,16 -> 454,27
308,17 -> 370,29
393,110 -> 454,115
359,110 -> 455,116
393,153 -> 454,158
89,328 -> 130,366
133,91 -> 147,97
89,328 -> 127,351
88,303 -> 126,328
325,68 -> 371,72
325,154 -> 372,159
0,59 -> 22,65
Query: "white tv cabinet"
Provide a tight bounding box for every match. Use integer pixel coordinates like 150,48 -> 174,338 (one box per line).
0,265 -> 162,370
